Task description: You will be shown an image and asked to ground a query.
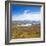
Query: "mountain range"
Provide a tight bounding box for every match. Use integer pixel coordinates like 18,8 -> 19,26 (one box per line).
12,20 -> 40,25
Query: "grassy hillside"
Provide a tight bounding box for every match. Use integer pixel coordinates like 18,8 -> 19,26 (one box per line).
11,24 -> 40,39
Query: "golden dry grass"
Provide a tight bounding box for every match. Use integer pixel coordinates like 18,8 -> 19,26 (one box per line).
11,24 -> 40,39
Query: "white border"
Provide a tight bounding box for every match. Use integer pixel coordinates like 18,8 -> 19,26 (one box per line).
8,3 -> 44,43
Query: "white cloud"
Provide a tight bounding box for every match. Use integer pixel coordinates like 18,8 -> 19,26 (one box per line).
12,10 -> 41,21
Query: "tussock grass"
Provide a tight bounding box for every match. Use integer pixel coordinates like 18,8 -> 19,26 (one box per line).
11,24 -> 40,39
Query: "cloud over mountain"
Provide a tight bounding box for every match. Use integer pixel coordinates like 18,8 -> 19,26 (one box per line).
12,10 -> 41,21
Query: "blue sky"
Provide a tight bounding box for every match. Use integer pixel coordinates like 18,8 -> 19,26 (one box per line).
11,4 -> 41,21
